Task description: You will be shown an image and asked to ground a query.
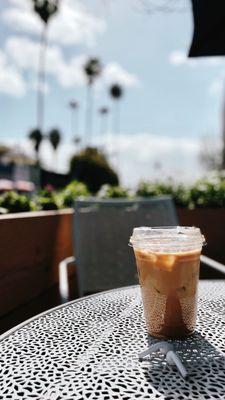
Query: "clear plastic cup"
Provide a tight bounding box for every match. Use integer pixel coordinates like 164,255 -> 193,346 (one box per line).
130,226 -> 205,339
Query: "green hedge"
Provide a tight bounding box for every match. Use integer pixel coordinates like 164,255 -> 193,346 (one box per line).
0,191 -> 36,214
0,181 -> 90,214
1,174 -> 225,213
136,182 -> 190,207
136,173 -> 225,208
97,184 -> 132,199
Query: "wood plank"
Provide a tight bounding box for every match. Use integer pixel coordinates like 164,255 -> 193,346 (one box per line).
0,210 -> 74,316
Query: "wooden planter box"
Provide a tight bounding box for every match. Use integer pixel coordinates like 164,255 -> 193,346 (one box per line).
0,209 -> 73,317
1,205 -> 224,329
177,207 -> 225,264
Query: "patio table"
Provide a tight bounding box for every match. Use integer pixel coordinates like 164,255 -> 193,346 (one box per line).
0,280 -> 225,399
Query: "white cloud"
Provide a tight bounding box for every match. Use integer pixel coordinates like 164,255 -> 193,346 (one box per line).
8,133 -> 203,186
2,2 -> 138,96
169,50 -> 225,99
204,58 -> 225,66
208,68 -> 225,97
103,62 -> 140,87
5,36 -> 87,87
6,36 -> 39,71
3,0 -> 106,47
103,133 -> 202,186
208,78 -> 224,97
5,36 -> 139,91
4,133 -> 205,187
0,49 -> 26,96
30,79 -> 50,94
169,50 -> 197,67
3,1 -> 40,35
169,50 -> 187,66
57,54 -> 87,88
169,50 -> 225,67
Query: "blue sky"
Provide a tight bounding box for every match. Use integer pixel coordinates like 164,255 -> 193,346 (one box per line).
0,0 -> 224,185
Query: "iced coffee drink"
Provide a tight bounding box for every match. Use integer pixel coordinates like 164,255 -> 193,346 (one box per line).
130,227 -> 205,339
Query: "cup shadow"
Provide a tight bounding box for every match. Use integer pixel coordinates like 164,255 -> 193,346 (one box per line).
141,332 -> 225,399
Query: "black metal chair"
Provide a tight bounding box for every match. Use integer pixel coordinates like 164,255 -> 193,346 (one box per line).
59,197 -> 225,301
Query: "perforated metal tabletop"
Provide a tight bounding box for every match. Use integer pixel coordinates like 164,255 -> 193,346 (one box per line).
0,281 -> 225,399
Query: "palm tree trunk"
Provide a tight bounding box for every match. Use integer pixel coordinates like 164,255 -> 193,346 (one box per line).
53,150 -> 58,171
99,113 -> 108,136
37,25 -> 48,132
113,100 -> 121,171
222,87 -> 225,169
113,100 -> 120,134
99,114 -> 104,137
71,107 -> 79,141
85,83 -> 93,146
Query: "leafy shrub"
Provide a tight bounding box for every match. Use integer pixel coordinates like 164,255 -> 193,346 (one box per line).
60,180 -> 90,207
136,181 -> 190,207
2,172 -> 225,214
98,184 -> 132,199
36,197 -> 59,211
188,178 -> 225,208
136,182 -> 159,197
70,147 -> 119,193
0,191 -> 36,213
38,188 -> 54,198
35,189 -> 59,210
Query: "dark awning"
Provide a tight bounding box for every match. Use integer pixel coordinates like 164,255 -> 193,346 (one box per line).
189,0 -> 225,57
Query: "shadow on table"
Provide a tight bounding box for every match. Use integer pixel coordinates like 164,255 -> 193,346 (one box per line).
142,332 -> 225,399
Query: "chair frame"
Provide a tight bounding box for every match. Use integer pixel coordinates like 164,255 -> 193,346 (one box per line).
59,197 -> 225,302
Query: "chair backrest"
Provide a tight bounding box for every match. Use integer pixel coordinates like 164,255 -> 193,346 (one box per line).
73,197 -> 178,295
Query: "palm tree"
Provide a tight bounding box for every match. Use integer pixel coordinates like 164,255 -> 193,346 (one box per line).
32,0 -> 59,131
83,57 -> 102,145
28,128 -> 43,161
69,100 -> 79,142
109,84 -> 124,172
73,136 -> 81,153
98,106 -> 109,136
109,84 -> 124,134
48,128 -> 61,169
221,93 -> 225,170
48,128 -> 61,151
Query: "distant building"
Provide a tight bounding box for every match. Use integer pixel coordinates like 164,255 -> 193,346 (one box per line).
40,169 -> 69,189
0,145 -> 69,190
0,145 -> 39,189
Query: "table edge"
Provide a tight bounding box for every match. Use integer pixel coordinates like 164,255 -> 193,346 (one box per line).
0,285 -> 139,341
1,280 -> 223,342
